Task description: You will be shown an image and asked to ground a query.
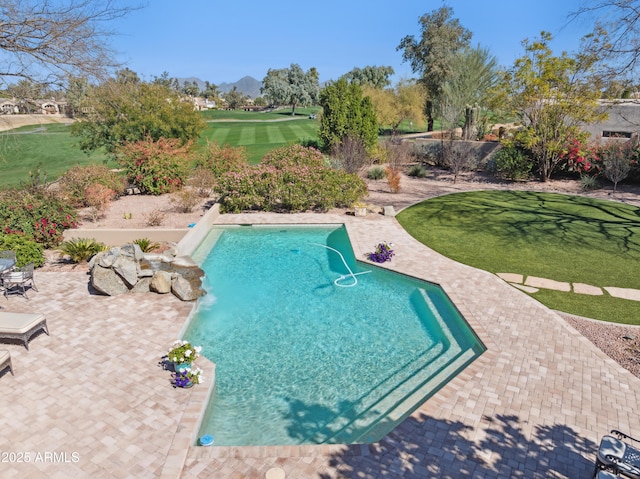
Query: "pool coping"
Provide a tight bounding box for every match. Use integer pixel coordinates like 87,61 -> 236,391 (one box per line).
173,213 -> 500,469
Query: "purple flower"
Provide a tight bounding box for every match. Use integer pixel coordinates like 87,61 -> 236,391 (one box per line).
367,242 -> 395,263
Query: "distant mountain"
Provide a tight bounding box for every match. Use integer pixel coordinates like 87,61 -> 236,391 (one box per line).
218,76 -> 262,99
176,76 -> 262,99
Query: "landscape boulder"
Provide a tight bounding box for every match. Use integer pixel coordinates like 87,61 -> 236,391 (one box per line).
89,244 -> 205,301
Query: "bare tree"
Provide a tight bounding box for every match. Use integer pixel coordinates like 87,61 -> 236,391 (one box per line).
330,135 -> 371,174
573,0 -> 640,79
0,0 -> 138,89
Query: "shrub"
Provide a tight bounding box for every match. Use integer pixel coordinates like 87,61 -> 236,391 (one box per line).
145,209 -> 166,226
492,142 -> 533,180
170,188 -> 200,213
57,165 -> 125,208
215,145 -> 368,213
407,164 -> 429,178
367,166 -> 386,180
330,135 -> 371,174
196,141 -> 247,178
84,183 -> 116,222
188,166 -> 217,197
0,233 -> 45,268
132,238 -> 160,253
580,173 -> 600,191
385,166 -> 401,193
0,189 -> 78,248
116,136 -> 195,195
58,237 -> 107,263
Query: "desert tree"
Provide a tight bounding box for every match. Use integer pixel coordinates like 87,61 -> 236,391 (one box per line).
71,79 -> 207,154
601,139 -> 634,191
502,32 -> 606,181
573,0 -> 640,80
363,79 -> 426,135
342,65 -> 395,89
397,6 -> 471,131
0,0 -> 138,89
261,64 -> 320,115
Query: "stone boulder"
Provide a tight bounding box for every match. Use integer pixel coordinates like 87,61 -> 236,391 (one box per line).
150,271 -> 172,294
89,244 -> 205,301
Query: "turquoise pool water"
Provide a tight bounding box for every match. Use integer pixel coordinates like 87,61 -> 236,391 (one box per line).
185,225 -> 484,446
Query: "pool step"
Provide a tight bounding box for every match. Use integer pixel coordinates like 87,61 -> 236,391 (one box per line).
314,288 -> 479,445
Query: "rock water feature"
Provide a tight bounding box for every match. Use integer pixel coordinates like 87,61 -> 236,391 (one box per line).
89,244 -> 205,301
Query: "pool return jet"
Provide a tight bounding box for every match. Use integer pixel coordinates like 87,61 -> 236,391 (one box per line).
310,243 -> 371,287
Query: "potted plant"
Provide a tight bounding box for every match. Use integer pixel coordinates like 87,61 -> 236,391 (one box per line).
367,242 -> 395,263
172,366 -> 203,388
167,340 -> 201,372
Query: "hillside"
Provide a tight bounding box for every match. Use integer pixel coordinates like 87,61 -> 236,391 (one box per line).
177,75 -> 262,99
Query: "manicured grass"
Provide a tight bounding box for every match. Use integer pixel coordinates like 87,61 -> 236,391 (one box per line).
199,119 -> 320,164
396,190 -> 640,324
201,107 -> 320,121
0,124 -> 112,188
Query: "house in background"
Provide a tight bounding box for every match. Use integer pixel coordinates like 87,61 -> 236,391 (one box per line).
583,100 -> 640,141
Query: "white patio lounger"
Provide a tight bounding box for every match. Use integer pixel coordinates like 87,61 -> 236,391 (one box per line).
594,430 -> 640,479
0,350 -> 13,375
0,312 -> 48,350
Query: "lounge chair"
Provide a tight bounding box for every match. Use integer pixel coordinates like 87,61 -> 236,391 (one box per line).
1,262 -> 37,299
594,430 -> 640,478
0,312 -> 48,350
0,350 -> 13,376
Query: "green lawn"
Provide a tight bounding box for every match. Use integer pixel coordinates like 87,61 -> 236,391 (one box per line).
199,119 -> 320,164
396,190 -> 640,325
0,124 -> 112,188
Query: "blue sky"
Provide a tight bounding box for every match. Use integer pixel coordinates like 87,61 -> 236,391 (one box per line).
110,0 -> 592,85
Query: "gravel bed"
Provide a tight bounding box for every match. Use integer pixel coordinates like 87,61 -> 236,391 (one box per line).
561,313 -> 640,379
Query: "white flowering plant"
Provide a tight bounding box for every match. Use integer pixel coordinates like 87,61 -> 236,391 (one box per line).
167,340 -> 202,364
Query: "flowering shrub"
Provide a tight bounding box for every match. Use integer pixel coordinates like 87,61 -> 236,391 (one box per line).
84,183 -> 116,222
172,366 -> 203,387
215,145 -> 368,213
0,190 -> 78,248
167,340 -> 201,364
116,136 -> 195,195
561,138 -> 601,175
367,242 -> 395,263
196,141 -> 248,178
57,164 -> 125,208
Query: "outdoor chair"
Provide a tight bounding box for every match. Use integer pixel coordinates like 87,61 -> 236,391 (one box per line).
1,262 -> 37,299
0,312 -> 49,350
594,430 -> 640,478
0,349 -> 13,376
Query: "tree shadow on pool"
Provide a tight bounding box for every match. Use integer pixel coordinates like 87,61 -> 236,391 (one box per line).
289,407 -> 597,479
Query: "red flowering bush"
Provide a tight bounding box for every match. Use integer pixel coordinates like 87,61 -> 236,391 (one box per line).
215,145 -> 368,213
116,136 -> 195,195
561,138 -> 602,175
0,190 -> 78,248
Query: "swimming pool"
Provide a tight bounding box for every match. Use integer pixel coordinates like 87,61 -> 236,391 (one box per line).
185,224 -> 485,446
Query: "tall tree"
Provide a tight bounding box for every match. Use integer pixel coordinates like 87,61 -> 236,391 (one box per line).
503,32 -> 606,181
201,81 -> 219,100
318,78 -> 378,152
71,80 -> 206,154
363,80 -> 426,135
342,66 -> 395,89
397,6 -> 471,131
261,64 -> 320,115
0,0 -> 138,90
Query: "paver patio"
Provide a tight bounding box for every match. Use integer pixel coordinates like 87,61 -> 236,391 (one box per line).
1,211 -> 639,479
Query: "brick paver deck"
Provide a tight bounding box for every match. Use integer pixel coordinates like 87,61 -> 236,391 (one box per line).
1,212 -> 638,479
